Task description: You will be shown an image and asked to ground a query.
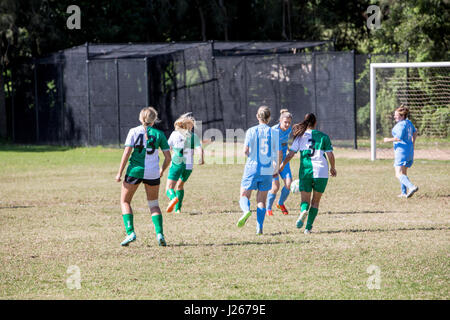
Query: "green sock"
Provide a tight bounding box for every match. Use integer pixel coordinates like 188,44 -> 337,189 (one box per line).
166,189 -> 176,200
152,214 -> 163,235
122,213 -> 134,235
300,202 -> 309,212
305,207 -> 318,230
175,190 -> 184,210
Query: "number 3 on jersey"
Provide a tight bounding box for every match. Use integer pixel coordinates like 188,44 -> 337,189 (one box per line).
307,138 -> 316,157
146,135 -> 156,155
134,133 -> 157,155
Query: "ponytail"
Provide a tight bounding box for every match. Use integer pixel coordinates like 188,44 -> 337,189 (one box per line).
292,113 -> 317,138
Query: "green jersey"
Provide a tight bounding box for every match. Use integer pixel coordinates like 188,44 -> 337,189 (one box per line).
290,129 -> 333,179
168,131 -> 201,170
124,125 -> 170,179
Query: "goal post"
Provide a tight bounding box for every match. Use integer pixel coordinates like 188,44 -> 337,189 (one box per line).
370,61 -> 450,160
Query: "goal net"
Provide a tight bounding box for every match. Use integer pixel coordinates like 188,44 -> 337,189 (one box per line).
370,62 -> 450,160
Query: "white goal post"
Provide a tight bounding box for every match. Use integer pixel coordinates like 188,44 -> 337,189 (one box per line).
370,61 -> 450,160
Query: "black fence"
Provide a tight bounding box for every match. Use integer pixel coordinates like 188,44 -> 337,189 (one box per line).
6,41 -> 407,147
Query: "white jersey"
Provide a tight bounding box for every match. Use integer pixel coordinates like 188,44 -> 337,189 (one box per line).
124,125 -> 170,180
290,129 -> 333,179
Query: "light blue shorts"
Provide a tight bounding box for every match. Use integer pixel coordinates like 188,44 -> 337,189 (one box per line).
394,159 -> 413,168
241,169 -> 272,192
273,162 -> 292,181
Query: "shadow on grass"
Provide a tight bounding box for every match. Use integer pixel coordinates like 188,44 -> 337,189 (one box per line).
322,210 -> 398,215
187,210 -> 242,215
317,226 -> 449,234
0,143 -> 72,153
0,205 -> 34,210
158,238 -> 310,248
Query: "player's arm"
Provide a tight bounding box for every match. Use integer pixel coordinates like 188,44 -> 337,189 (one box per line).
412,131 -> 418,149
196,146 -> 204,165
383,137 -> 400,143
326,151 -> 337,177
279,150 -> 295,173
160,149 -> 172,177
116,146 -> 133,182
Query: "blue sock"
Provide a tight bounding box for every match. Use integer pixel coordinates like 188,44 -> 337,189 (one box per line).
256,207 -> 266,230
401,183 -> 407,195
239,196 -> 250,213
399,175 -> 415,190
278,186 -> 290,206
266,192 -> 276,210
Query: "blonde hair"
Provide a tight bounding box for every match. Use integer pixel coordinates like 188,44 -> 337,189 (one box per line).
257,106 -> 271,124
279,108 -> 292,120
174,112 -> 196,134
139,106 -> 159,127
395,104 -> 410,119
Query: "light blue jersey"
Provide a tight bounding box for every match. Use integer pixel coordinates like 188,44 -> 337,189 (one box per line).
241,124 -> 279,191
392,119 -> 416,167
272,123 -> 292,180
272,123 -> 292,160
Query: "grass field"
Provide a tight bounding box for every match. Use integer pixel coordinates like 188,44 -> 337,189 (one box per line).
0,143 -> 448,300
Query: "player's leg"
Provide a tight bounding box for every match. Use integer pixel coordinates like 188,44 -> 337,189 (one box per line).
304,178 -> 328,234
256,188 -> 269,234
395,165 -> 418,198
266,178 -> 280,216
237,187 -> 253,227
296,178 -> 312,229
175,169 -> 192,213
165,164 -> 182,212
120,179 -> 140,246
144,181 -> 166,246
276,166 -> 292,215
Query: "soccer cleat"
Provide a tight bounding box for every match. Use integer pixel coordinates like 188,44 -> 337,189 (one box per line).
237,211 -> 252,228
157,233 -> 167,246
256,226 -> 263,235
406,186 -> 419,199
166,197 -> 179,213
266,210 -> 273,216
397,193 -> 407,198
120,232 -> 136,246
304,229 -> 312,235
175,209 -> 181,214
296,210 -> 308,229
277,204 -> 289,215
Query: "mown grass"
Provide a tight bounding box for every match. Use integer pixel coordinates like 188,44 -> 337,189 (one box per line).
0,144 -> 448,299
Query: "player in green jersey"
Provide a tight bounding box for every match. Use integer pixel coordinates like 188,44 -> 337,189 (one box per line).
165,113 -> 204,213
116,107 -> 172,246
279,113 -> 337,234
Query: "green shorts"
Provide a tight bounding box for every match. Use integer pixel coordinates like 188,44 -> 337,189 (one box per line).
168,163 -> 192,182
299,177 -> 328,193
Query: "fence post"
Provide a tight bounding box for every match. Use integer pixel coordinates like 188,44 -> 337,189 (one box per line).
85,43 -> 91,146
58,52 -> 65,145
33,60 -> 39,143
352,50 -> 358,149
115,59 -> 121,147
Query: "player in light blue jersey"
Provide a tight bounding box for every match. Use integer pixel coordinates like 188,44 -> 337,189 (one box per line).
237,106 -> 280,234
384,105 -> 419,198
266,109 -> 293,216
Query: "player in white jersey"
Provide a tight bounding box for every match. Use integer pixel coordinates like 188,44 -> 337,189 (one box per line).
165,113 -> 204,213
279,113 -> 336,234
237,106 -> 280,235
115,107 -> 172,246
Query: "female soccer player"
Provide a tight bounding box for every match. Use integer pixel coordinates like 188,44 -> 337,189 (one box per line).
116,107 -> 172,246
165,113 -> 204,213
266,109 -> 293,216
279,113 -> 336,234
237,106 -> 279,235
383,105 -> 419,198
